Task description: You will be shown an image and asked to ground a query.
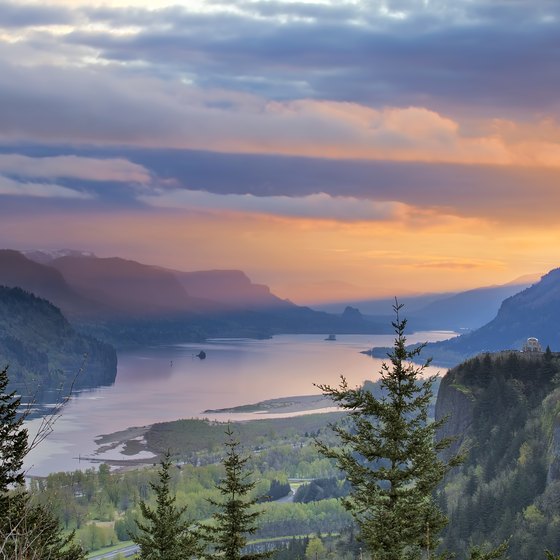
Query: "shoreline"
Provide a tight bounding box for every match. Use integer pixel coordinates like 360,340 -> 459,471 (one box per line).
89,394 -> 339,469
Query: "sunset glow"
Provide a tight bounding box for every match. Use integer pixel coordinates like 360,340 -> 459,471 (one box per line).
1,0 -> 559,303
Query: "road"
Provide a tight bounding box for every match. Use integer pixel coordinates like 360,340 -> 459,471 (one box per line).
89,544 -> 139,559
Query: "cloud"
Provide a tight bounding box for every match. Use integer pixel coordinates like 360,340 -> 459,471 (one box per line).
0,1 -> 78,28
1,0 -> 559,117
0,59 -> 555,170
0,0 -> 559,171
0,176 -> 93,199
413,260 -> 493,270
46,0 -> 560,114
0,154 -> 151,183
3,144 -> 558,226
122,146 -> 560,222
138,188 -> 404,221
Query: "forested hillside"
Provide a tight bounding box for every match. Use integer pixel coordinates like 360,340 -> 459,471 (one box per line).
425,267 -> 560,365
0,286 -> 117,395
436,350 -> 560,558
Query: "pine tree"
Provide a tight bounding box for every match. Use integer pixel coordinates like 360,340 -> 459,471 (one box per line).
202,425 -> 270,560
316,302 -> 462,560
133,452 -> 199,560
0,366 -> 27,492
0,365 -> 86,559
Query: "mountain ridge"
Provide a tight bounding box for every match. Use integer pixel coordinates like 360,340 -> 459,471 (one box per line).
0,285 -> 117,395
0,250 -> 391,347
423,267 -> 560,364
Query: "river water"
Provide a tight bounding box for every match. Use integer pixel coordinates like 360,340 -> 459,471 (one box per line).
23,332 -> 454,476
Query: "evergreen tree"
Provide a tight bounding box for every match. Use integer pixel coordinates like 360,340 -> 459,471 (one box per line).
133,452 -> 199,560
316,302 -> 462,560
0,366 -> 27,492
203,425 -> 270,560
0,364 -> 85,559
468,542 -> 509,560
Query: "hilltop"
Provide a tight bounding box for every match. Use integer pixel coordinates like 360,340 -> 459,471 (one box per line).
0,285 -> 117,395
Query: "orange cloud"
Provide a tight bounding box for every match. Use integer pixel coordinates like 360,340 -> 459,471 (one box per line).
3,60 -> 559,169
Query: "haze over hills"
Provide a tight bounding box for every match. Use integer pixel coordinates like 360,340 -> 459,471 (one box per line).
50,255 -> 206,316
23,251 -> 291,315
405,273 -> 540,331
318,274 -> 539,332
4,247 -> 551,360
0,249 -> 390,347
173,269 -> 292,310
0,249 -> 107,318
388,268 -> 560,366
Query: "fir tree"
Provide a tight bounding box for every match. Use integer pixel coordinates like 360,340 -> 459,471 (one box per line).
133,452 -> 199,560
316,302 -> 462,560
203,425 -> 270,560
0,365 -> 85,559
0,366 -> 27,492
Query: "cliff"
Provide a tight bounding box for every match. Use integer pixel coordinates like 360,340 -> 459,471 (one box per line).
435,350 -> 560,558
173,269 -> 292,310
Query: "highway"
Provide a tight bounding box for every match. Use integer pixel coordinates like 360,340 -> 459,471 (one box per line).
89,543 -> 139,559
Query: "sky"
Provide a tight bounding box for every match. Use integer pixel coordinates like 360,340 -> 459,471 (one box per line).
1,0 -> 559,304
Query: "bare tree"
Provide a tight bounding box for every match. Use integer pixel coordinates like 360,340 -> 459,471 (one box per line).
0,364 -> 86,559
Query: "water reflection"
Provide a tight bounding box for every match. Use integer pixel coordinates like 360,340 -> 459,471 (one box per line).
24,332 -> 454,476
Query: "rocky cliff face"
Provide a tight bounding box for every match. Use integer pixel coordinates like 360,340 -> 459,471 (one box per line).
547,415 -> 560,484
434,371 -> 474,461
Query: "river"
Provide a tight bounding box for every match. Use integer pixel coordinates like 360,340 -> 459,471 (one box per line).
23,332 -> 455,476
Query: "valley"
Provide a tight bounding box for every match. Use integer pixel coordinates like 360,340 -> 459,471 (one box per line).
3,248 -> 560,558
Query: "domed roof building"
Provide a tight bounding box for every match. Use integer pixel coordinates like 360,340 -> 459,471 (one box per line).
522,337 -> 542,353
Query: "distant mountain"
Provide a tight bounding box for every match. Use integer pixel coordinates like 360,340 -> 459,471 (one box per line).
0,249 -> 104,318
415,268 -> 560,365
0,250 -> 392,346
0,285 -> 116,394
21,252 -> 291,314
406,275 -> 538,331
173,269 -> 292,310
317,275 -> 538,332
23,248 -> 96,265
50,255 -> 205,316
316,293 -> 450,316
